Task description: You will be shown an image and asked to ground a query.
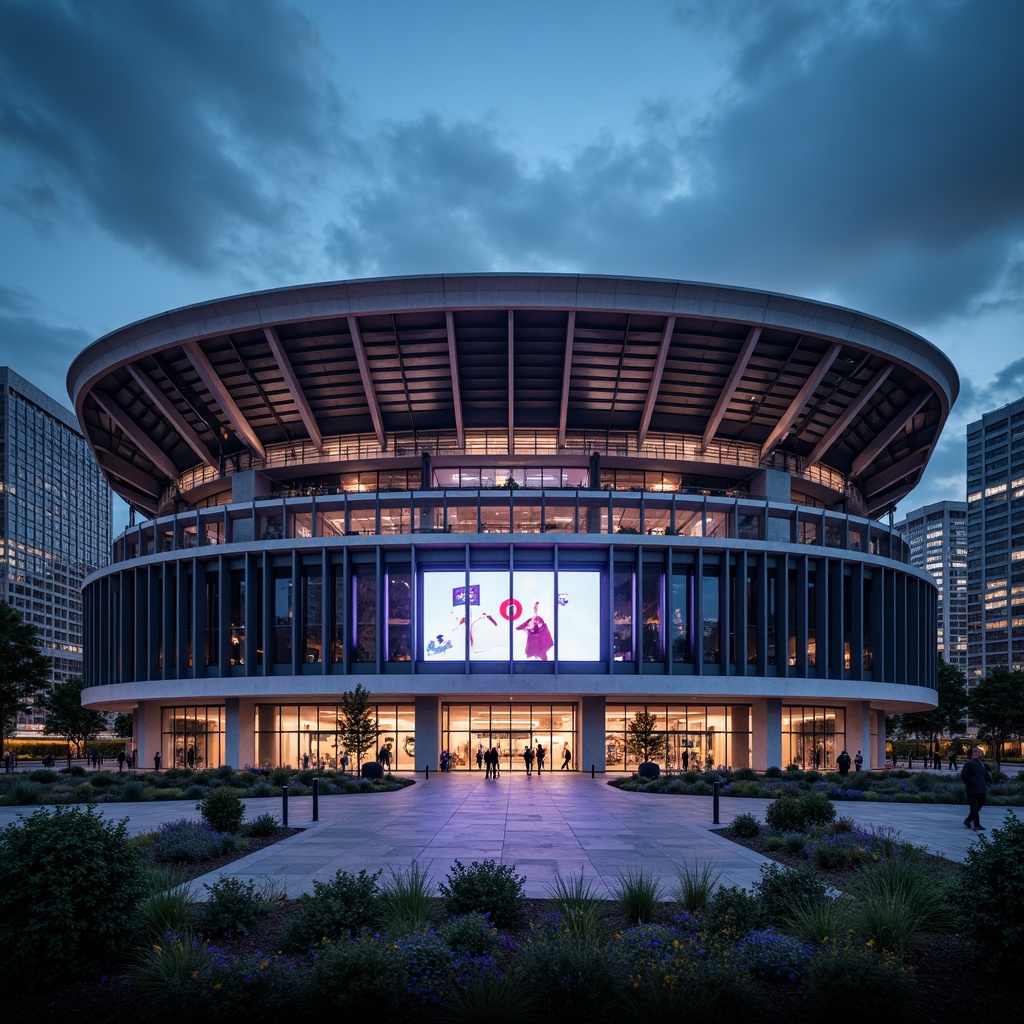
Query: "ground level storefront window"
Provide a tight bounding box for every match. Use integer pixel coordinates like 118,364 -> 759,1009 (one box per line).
161,705 -> 224,769
781,705 -> 845,770
604,704 -> 751,772
254,703 -> 415,770
441,703 -> 577,772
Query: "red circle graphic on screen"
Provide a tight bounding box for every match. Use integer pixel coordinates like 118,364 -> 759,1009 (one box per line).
499,598 -> 522,621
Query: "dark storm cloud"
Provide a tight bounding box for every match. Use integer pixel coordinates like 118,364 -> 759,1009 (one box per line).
0,286 -> 91,405
326,0 -> 1023,333
0,0 -> 346,270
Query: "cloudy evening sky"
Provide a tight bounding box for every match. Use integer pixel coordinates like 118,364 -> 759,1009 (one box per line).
0,0 -> 1021,533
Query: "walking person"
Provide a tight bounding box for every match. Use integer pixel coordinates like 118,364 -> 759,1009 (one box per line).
524,745 -> 535,776
854,750 -> 864,772
536,743 -> 546,773
491,747 -> 500,776
961,746 -> 992,831
561,745 -> 571,770
476,744 -> 484,771
153,750 -> 161,771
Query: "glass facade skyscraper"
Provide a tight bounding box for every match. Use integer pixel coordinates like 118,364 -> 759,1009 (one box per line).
0,367 -> 111,730
897,501 -> 968,673
966,396 -> 1024,682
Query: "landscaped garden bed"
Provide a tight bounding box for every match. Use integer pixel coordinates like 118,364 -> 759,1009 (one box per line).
0,762 -> 414,805
609,762 -> 1024,805
3,785 -> 1023,1020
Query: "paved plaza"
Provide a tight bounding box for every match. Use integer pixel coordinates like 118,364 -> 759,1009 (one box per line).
0,772 -> 1015,898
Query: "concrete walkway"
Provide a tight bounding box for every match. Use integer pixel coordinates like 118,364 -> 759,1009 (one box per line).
0,773 -> 1016,898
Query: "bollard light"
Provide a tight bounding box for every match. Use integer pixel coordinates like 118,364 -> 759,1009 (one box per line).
312,776 -> 319,821
282,785 -> 289,827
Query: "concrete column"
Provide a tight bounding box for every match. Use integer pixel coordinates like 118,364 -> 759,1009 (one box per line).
874,708 -> 888,768
415,695 -> 441,773
580,696 -> 605,773
237,699 -> 256,768
224,697 -> 240,769
843,700 -> 872,770
752,698 -> 782,770
138,702 -> 160,770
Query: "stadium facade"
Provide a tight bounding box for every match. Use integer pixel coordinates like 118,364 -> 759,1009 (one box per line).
68,275 -> 958,773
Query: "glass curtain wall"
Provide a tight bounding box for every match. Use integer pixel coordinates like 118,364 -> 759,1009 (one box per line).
161,705 -> 225,769
441,703 -> 577,772
254,703 -> 415,770
781,705 -> 846,770
604,703 -> 749,772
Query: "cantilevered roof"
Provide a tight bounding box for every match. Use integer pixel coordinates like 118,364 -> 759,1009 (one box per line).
68,273 -> 958,518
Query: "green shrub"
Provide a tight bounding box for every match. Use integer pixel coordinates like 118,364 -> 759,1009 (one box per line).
765,791 -> 835,832
701,883 -> 764,938
0,805 -> 149,985
805,938 -> 916,1013
309,934 -> 407,1014
948,811 -> 1024,972
121,779 -> 148,802
441,912 -> 501,957
612,869 -> 663,926
731,812 -> 761,838
269,767 -> 292,787
281,868 -> 382,951
753,863 -> 829,928
244,812 -> 279,837
517,929 -> 616,1016
28,768 -> 59,783
203,876 -> 266,937
199,786 -> 245,833
733,767 -> 758,782
438,859 -> 526,928
2,779 -> 43,804
71,781 -> 96,802
184,784 -> 207,800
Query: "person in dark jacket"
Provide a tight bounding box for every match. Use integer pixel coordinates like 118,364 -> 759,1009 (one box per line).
960,746 -> 993,830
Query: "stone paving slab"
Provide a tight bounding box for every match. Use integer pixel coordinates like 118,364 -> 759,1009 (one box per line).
1,773 -> 1016,899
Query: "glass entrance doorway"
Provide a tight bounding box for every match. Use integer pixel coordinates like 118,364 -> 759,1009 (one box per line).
441,703 -> 577,771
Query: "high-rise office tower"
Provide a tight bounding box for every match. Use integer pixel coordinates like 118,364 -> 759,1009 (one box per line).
966,396 -> 1024,683
0,367 -> 111,730
897,501 -> 968,673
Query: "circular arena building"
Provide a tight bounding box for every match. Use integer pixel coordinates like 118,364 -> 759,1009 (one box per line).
69,274 -> 958,774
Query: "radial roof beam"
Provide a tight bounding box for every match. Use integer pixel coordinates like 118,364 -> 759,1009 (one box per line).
508,310 -> 515,455
637,316 -> 676,449
558,311 -> 575,448
125,364 -> 218,469
445,311 -> 465,449
347,316 -> 386,450
702,326 -> 761,452
851,390 -> 932,479
263,326 -> 324,453
89,390 -> 180,480
801,364 -> 893,469
184,343 -> 266,460
760,342 -> 842,461
95,448 -> 164,499
861,447 -> 931,499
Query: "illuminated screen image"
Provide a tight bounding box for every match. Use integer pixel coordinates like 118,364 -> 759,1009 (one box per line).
422,571 -> 601,661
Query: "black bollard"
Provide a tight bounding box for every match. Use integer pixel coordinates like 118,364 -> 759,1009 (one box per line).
591,764 -> 595,779
712,781 -> 720,824
312,777 -> 319,821
424,764 -> 429,780
282,785 -> 289,827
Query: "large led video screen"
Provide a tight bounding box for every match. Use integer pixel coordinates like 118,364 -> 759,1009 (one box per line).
421,570 -> 601,661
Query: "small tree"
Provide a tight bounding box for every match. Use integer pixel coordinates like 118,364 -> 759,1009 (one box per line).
113,712 -> 134,740
625,708 -> 667,764
0,602 -> 51,764
338,683 -> 381,771
41,677 -> 107,767
970,666 -> 1024,767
